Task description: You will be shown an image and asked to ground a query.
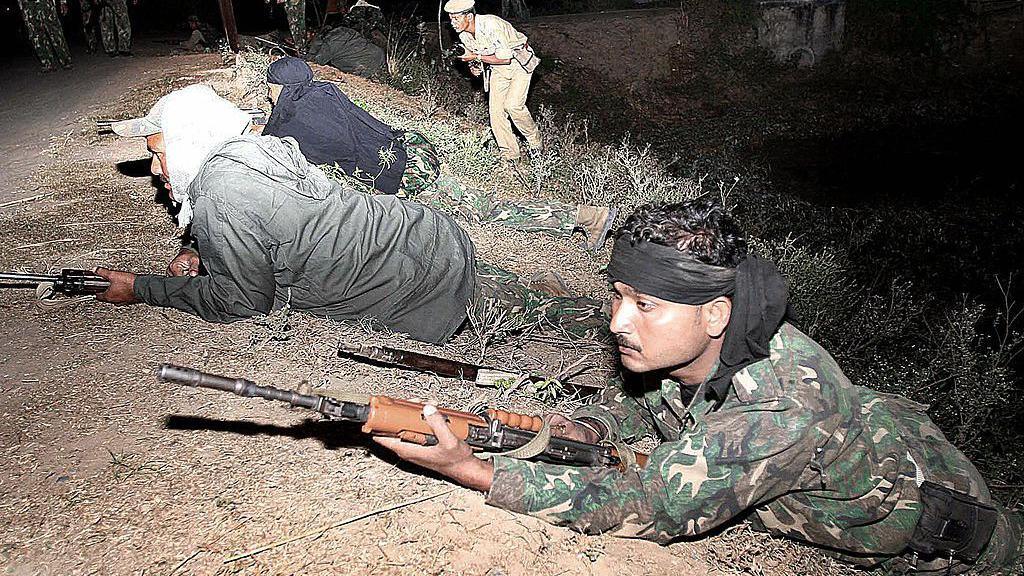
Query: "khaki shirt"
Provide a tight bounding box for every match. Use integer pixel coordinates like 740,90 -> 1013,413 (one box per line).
458,14 -> 528,61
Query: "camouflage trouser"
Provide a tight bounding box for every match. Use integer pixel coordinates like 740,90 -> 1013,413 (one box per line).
283,0 -> 306,52
98,0 -> 131,54
842,406 -> 1024,576
879,496 -> 1023,575
399,132 -> 577,236
398,131 -> 442,197
79,0 -> 98,52
17,0 -> 72,71
470,261 -> 607,339
421,176 -> 578,237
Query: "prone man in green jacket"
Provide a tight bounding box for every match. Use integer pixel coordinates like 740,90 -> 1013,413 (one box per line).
377,199 -> 1023,574
92,84 -> 605,344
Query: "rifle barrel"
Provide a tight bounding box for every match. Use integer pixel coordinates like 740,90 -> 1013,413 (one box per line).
157,363 -> 321,410
0,272 -> 59,285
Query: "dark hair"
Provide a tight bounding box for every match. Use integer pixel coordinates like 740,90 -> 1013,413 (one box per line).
618,199 -> 747,267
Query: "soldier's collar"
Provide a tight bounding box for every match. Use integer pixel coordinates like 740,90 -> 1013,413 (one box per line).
703,358 -> 731,403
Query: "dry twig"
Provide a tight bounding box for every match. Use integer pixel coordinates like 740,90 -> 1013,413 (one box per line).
223,488 -> 457,563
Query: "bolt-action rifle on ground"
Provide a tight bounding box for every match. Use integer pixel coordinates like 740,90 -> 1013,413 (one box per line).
96,108 -> 268,133
158,364 -> 647,469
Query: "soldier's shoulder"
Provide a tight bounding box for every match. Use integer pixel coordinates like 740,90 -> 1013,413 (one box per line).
771,322 -> 853,398
476,14 -> 511,29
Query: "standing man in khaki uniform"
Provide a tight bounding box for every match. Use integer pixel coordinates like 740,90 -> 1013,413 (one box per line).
445,0 -> 542,162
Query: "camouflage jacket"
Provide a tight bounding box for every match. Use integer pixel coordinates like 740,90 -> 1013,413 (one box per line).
486,323 -> 986,563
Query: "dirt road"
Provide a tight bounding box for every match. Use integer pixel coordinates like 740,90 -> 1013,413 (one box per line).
0,43 -> 185,204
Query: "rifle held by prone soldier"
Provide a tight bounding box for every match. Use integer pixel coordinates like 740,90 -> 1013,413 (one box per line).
158,363 -> 646,469
0,269 -> 109,296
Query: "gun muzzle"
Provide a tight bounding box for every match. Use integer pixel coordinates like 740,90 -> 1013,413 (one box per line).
156,363 -> 320,409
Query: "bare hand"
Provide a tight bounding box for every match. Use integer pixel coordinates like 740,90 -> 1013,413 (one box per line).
373,404 -> 494,492
468,64 -> 483,77
459,51 -> 479,62
94,267 -> 139,304
167,249 -> 200,277
548,414 -> 604,443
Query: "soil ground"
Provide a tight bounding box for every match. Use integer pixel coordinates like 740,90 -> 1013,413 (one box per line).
0,45 -> 856,576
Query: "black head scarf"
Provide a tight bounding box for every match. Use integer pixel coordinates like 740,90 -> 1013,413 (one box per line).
608,233 -> 792,400
263,57 -> 408,194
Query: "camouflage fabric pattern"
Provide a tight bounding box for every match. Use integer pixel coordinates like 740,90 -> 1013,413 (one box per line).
283,0 -> 306,52
398,131 -> 441,197
78,0 -> 98,52
486,323 -> 1023,574
17,0 -> 71,71
98,0 -> 130,54
418,174 -> 577,237
471,261 -> 607,339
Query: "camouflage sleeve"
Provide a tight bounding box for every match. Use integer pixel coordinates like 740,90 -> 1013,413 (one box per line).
487,396 -> 819,543
570,379 -> 657,443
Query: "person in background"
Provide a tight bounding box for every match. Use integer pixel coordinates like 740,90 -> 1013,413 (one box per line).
445,0 -> 541,163
17,0 -> 72,71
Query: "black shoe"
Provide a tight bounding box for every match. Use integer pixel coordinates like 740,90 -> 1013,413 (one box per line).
106,51 -> 118,57
118,51 -> 133,57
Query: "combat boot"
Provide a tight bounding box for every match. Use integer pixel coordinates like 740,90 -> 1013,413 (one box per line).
575,206 -> 618,252
527,271 -> 572,297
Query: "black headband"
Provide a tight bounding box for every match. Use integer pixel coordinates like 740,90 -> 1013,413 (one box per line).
607,232 -> 791,401
607,235 -> 736,304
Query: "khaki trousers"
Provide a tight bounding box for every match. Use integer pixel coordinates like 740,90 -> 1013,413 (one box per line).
487,64 -> 542,160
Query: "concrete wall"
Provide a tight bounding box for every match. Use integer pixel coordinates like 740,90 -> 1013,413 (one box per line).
756,0 -> 846,66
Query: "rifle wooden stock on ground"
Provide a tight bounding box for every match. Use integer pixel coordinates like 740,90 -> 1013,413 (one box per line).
338,343 -> 602,390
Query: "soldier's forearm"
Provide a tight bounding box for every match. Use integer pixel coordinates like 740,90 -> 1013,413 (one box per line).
479,54 -> 511,66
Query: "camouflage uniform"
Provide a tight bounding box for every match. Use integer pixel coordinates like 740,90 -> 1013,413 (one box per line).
420,175 -> 577,238
97,0 -> 131,54
281,0 -> 306,53
393,132 -> 579,238
487,323 -> 1023,574
17,0 -> 72,71
78,0 -> 98,52
472,261 -> 606,339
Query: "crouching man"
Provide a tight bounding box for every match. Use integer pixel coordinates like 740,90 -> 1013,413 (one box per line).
95,85 -> 604,344
376,199 -> 1024,573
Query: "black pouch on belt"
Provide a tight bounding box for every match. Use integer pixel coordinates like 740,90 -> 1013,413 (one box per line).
908,480 -> 999,563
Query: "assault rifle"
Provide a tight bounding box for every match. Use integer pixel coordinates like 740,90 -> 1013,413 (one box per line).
0,269 -> 109,296
250,35 -> 299,56
158,363 -> 646,469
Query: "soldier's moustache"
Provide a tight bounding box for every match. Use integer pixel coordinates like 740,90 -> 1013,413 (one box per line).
607,234 -> 736,305
615,334 -> 642,353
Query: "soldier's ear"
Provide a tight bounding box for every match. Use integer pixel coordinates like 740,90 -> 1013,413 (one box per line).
704,297 -> 731,339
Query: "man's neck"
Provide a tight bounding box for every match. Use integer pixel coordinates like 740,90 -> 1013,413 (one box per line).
669,339 -> 723,387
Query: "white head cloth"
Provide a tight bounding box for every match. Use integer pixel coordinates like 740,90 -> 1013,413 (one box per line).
159,85 -> 251,227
